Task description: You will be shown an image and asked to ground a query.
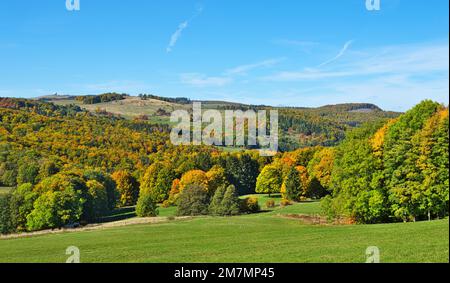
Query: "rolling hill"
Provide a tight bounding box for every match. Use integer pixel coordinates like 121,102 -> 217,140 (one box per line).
38,94 -> 400,151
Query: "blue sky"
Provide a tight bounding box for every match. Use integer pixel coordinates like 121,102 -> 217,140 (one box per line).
0,0 -> 448,111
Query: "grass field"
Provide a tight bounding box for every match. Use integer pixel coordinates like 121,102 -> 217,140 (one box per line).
0,198 -> 447,263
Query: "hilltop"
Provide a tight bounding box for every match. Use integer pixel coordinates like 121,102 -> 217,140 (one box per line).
30,94 -> 400,151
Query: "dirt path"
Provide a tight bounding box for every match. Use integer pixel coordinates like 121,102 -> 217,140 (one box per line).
0,216 -> 193,240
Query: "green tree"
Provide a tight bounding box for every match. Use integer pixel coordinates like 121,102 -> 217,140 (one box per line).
16,161 -> 39,185
86,180 -> 109,219
219,185 -> 240,216
10,183 -> 38,231
282,166 -> 302,201
384,100 -> 440,221
176,184 -> 210,216
209,185 -> 227,215
0,194 -> 13,234
83,170 -> 118,210
136,194 -> 159,217
255,164 -> 282,196
26,188 -> 85,231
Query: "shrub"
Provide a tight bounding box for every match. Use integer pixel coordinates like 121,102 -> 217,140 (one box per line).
240,197 -> 260,214
265,199 -> 276,208
305,178 -> 327,199
136,194 -> 158,217
280,199 -> 292,207
161,200 -> 171,208
176,184 -> 210,216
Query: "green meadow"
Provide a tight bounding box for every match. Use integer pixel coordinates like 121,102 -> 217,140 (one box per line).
0,198 -> 447,263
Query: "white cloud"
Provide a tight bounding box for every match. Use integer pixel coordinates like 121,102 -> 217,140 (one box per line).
180,73 -> 232,87
180,57 -> 283,87
265,42 -> 449,81
260,41 -> 449,111
225,58 -> 285,75
166,5 -> 203,53
317,40 -> 353,67
166,21 -> 189,53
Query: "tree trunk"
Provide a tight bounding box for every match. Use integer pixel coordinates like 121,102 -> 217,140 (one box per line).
428,210 -> 431,221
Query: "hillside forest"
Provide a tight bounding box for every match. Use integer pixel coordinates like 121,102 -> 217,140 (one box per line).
0,96 -> 448,234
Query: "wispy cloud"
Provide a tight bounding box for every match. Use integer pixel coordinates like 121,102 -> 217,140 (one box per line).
317,40 -> 353,67
181,57 -> 284,87
166,5 -> 203,53
265,42 -> 449,81
225,58 -> 285,75
260,41 -> 449,111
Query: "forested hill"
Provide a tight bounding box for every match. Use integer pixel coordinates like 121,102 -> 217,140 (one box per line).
34,94 -> 400,151
0,97 -> 447,233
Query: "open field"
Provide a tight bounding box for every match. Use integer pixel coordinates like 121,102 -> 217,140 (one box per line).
0,200 -> 447,263
52,97 -> 188,122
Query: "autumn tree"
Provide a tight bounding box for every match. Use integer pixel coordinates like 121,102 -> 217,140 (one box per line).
307,147 -> 335,190
206,165 -> 229,194
179,170 -> 209,192
140,162 -> 175,203
111,170 -> 139,207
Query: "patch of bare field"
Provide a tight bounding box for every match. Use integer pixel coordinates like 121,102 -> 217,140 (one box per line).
0,216 -> 192,240
278,214 -> 354,225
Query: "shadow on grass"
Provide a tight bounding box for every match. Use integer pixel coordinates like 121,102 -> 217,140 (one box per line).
98,206 -> 137,223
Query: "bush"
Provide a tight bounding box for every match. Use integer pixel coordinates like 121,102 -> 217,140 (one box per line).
161,200 -> 171,208
136,194 -> 159,217
305,178 -> 328,199
280,199 -> 292,207
176,184 -> 210,216
265,199 -> 276,208
240,197 -> 260,214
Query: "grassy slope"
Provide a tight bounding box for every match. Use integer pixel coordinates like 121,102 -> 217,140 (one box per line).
52,97 -> 188,122
0,200 -> 447,263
